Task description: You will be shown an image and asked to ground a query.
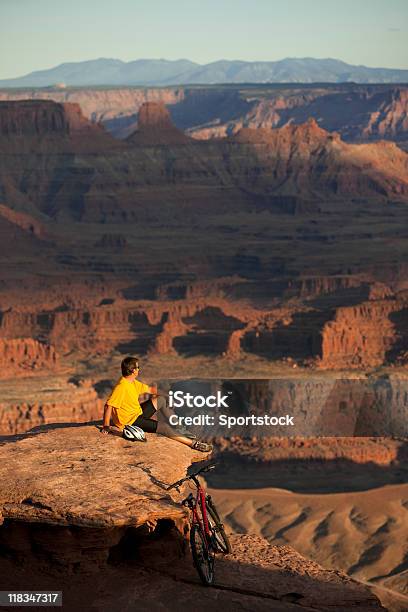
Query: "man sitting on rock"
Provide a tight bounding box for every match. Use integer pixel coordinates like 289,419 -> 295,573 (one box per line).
101,356 -> 212,452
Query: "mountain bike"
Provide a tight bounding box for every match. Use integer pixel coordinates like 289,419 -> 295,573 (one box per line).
166,463 -> 231,586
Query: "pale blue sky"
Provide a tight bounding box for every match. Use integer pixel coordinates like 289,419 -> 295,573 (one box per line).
1,0 -> 407,78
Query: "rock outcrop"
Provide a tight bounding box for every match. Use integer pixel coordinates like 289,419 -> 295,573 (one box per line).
0,204 -> 46,238
0,100 -> 97,137
0,425 -> 208,529
1,84 -> 407,144
127,101 -> 192,145
0,100 -> 120,154
0,209 -> 51,258
0,337 -> 57,374
321,298 -> 408,368
0,100 -> 72,137
227,119 -> 408,200
0,377 -> 102,435
0,425 -> 384,611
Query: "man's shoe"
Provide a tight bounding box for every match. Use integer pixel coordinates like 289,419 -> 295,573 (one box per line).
192,440 -> 213,453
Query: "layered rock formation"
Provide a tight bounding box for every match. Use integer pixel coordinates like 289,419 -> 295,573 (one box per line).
0,204 -> 46,238
1,291 -> 406,370
1,84 -> 408,144
0,99 -> 407,381
0,425 -> 384,611
0,86 -> 184,126
228,119 -> 408,200
127,101 -> 192,145
214,435 -> 406,466
188,87 -> 408,144
0,337 -> 57,374
0,206 -> 52,262
0,377 -> 102,435
1,100 -> 407,222
321,298 -> 408,368
0,100 -> 91,137
0,99 -> 120,155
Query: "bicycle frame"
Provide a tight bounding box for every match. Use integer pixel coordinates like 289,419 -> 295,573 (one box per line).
183,476 -> 212,545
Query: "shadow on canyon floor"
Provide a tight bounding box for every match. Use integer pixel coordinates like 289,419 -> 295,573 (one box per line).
205,447 -> 408,494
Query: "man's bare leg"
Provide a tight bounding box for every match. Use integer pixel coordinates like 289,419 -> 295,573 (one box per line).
156,421 -> 194,447
156,410 -> 212,451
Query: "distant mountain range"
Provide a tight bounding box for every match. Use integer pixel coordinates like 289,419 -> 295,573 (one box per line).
1,57 -> 408,87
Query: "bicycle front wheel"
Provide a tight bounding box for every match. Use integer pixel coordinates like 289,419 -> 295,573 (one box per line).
206,498 -> 232,554
190,523 -> 215,586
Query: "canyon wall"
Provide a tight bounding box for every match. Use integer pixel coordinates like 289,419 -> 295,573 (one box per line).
0,84 -> 408,142
1,101 -> 407,231
1,292 -> 407,369
0,378 -> 102,435
0,338 -> 57,374
1,84 -> 407,144
321,298 -> 408,368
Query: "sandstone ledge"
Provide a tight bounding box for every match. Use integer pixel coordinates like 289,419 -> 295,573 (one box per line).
0,424 -> 207,528
0,426 -> 385,610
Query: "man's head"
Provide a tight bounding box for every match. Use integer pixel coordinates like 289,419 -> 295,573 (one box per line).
121,356 -> 140,377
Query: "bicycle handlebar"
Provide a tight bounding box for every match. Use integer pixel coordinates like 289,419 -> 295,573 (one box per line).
166,463 -> 216,491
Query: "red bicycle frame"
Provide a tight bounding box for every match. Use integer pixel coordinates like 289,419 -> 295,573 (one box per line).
183,475 -> 212,544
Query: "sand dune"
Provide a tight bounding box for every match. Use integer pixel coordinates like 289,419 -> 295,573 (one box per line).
209,483 -> 408,609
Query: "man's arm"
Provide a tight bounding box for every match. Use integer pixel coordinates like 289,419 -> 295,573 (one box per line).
101,403 -> 112,434
138,382 -> 158,397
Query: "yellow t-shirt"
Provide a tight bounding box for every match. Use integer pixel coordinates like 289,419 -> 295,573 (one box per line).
106,377 -> 150,429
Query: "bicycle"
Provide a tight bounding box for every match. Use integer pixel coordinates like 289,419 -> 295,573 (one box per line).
166,463 -> 231,586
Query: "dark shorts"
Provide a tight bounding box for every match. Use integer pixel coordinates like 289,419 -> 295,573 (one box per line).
132,399 -> 158,433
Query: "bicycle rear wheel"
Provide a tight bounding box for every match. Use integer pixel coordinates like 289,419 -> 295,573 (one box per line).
190,523 -> 215,586
206,497 -> 232,554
